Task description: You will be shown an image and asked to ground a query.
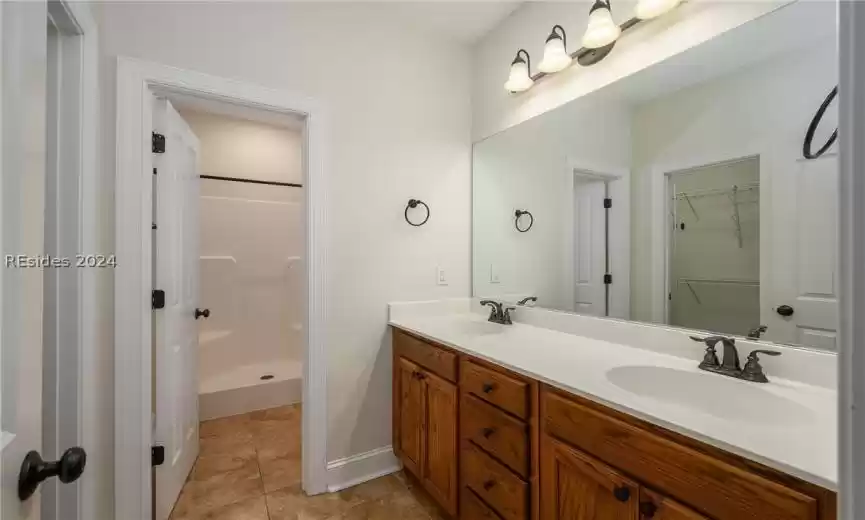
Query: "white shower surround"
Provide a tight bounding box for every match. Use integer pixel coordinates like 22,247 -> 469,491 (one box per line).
185,109 -> 306,419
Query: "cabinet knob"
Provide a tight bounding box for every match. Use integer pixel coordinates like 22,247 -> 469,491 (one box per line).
639,502 -> 658,518
414,371 -> 426,380
481,427 -> 496,439
482,480 -> 496,491
482,383 -> 495,394
613,486 -> 631,503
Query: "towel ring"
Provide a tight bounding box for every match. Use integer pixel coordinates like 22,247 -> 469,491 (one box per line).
405,199 -> 430,227
515,209 -> 534,233
803,86 -> 838,160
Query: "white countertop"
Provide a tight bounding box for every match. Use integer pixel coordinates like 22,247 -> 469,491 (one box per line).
389,312 -> 837,491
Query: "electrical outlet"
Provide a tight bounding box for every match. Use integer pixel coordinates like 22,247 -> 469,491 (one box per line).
490,264 -> 500,284
437,266 -> 448,286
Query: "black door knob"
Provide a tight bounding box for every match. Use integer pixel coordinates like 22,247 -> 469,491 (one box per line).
195,308 -> 210,320
639,501 -> 658,518
19,447 -> 86,501
776,305 -> 795,317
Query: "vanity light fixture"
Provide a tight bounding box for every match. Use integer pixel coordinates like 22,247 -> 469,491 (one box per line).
504,49 -> 534,92
581,0 -> 621,49
635,0 -> 682,19
538,25 -> 572,74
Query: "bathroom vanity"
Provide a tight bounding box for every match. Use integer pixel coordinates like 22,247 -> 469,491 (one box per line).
389,308 -> 837,520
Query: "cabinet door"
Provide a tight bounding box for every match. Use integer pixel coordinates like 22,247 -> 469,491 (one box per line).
398,357 -> 426,476
638,489 -> 709,520
541,435 -> 639,520
424,370 -> 459,516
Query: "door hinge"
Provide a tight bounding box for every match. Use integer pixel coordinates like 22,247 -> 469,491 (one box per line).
152,289 -> 165,310
152,446 -> 165,466
604,274 -> 613,285
603,198 -> 612,209
152,132 -> 166,154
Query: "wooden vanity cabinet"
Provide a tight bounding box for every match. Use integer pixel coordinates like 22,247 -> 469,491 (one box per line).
390,327 -> 836,520
393,330 -> 459,516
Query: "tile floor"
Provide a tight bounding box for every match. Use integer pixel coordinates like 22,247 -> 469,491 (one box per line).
170,404 -> 444,520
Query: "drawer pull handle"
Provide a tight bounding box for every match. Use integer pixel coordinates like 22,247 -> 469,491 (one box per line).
413,371 -> 426,380
482,383 -> 495,394
481,427 -> 496,438
482,480 -> 496,491
613,486 -> 631,503
639,502 -> 658,518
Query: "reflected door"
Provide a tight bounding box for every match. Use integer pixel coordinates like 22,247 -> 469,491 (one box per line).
573,179 -> 608,316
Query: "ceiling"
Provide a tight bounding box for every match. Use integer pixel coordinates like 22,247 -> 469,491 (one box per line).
378,1 -> 523,44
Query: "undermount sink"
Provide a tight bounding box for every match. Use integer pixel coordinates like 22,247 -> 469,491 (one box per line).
452,319 -> 506,336
606,365 -> 811,425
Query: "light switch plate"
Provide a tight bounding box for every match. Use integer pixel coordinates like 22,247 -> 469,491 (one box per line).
490,264 -> 500,284
437,266 -> 448,286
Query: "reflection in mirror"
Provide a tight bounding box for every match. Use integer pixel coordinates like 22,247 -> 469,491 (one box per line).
472,1 -> 838,349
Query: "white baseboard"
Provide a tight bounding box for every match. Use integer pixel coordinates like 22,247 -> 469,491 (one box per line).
326,446 -> 401,493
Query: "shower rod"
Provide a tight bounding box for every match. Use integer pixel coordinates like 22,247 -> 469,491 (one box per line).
200,174 -> 303,188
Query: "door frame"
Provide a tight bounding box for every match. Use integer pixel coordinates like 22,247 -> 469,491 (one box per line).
648,148 -> 766,326
569,162 -> 630,320
114,57 -> 330,520
41,2 -> 100,520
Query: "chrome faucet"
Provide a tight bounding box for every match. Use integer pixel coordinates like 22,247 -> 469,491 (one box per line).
480,300 -> 515,325
690,335 -> 781,383
747,325 -> 768,339
517,296 -> 537,306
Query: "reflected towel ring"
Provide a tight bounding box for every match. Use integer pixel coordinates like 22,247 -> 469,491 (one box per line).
803,86 -> 838,160
515,209 -> 534,232
405,199 -> 430,227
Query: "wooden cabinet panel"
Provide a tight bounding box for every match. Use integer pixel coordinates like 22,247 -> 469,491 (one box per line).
395,329 -> 457,382
542,389 -> 819,520
462,487 -> 504,520
397,357 -> 425,476
541,435 -> 638,520
639,489 -> 709,520
425,370 -> 459,517
462,394 -> 530,478
462,443 -> 528,520
462,359 -> 529,419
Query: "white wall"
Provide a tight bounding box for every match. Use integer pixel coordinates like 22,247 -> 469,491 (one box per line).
179,110 -> 305,383
471,0 -> 789,141
473,89 -> 631,311
96,1 -> 472,467
630,41 -> 838,322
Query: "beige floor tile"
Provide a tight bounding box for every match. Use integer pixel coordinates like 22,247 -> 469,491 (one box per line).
265,485 -> 365,520
259,453 -> 302,493
193,444 -> 258,481
249,404 -> 301,424
171,459 -> 264,518
171,495 -> 269,520
200,414 -> 254,441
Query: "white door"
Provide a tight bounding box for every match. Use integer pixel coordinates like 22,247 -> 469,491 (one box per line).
767,154 -> 839,349
2,1 -> 47,519
573,179 -> 608,316
153,99 -> 201,520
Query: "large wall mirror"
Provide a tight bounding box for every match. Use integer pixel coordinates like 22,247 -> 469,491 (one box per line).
472,1 -> 839,349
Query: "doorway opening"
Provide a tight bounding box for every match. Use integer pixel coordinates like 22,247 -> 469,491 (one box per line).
665,157 -> 761,336
151,98 -> 307,520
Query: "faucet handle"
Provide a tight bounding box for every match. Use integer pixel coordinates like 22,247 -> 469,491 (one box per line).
741,349 -> 781,383
502,306 -> 516,325
690,336 -> 721,369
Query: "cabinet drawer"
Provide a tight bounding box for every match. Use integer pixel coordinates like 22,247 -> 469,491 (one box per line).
461,487 -> 502,520
394,329 -> 457,382
462,443 -> 528,520
461,359 -> 529,419
461,394 -> 529,478
542,389 -> 819,520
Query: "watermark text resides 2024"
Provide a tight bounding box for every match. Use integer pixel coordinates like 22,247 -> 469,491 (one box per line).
5,254 -> 117,268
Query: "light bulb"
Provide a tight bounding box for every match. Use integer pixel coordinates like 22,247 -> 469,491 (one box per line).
538,27 -> 572,74
582,0 -> 621,49
635,0 -> 681,19
504,51 -> 534,92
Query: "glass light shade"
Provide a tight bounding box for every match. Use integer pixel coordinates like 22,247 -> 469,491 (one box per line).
581,5 -> 621,49
635,0 -> 681,19
538,37 -> 572,74
504,59 -> 534,92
